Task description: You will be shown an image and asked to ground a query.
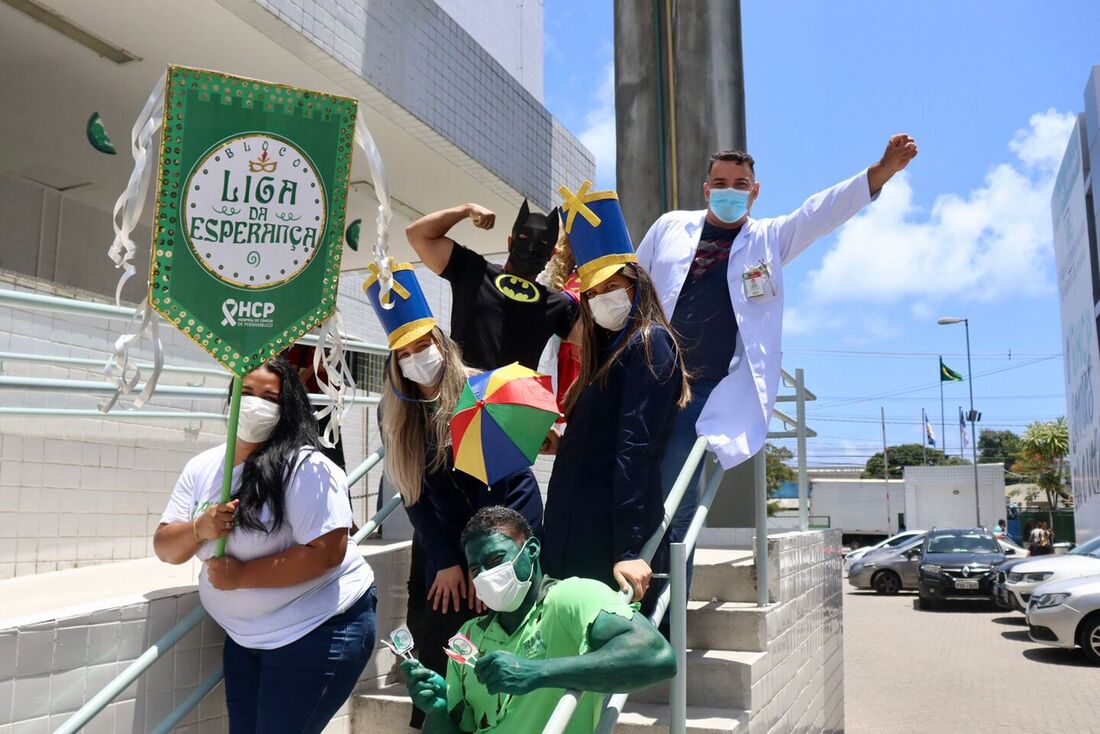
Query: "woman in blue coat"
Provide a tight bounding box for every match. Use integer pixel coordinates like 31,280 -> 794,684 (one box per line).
542,183 -> 690,604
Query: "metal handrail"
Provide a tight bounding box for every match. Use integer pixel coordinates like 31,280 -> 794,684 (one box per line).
56,447 -> 389,734
542,436 -> 712,734
0,350 -> 229,378
0,376 -> 380,405
549,369 -> 818,734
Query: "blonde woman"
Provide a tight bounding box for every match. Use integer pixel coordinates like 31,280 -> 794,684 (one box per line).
366,265 -> 542,728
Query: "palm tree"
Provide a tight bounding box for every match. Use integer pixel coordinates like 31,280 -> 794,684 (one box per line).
1014,418 -> 1070,529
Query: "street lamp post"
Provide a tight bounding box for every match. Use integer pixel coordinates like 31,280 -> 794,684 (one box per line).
938,317 -> 981,526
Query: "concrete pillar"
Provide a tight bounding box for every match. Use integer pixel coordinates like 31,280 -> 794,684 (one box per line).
614,0 -> 747,241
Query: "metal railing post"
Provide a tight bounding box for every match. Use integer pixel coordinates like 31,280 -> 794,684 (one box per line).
669,541 -> 688,734
754,449 -> 769,607
592,460 -> 725,734
796,367 -> 809,532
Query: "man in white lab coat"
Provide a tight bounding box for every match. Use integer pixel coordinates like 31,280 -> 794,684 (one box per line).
637,134 -> 918,576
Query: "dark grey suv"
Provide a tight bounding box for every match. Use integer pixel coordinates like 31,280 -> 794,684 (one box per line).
917,528 -> 1007,610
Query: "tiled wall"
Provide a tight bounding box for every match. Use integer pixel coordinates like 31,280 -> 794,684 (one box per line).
0,543 -> 411,734
220,0 -> 594,212
749,530 -> 844,734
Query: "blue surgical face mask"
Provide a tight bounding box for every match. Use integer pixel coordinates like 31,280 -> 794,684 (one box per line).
708,187 -> 752,224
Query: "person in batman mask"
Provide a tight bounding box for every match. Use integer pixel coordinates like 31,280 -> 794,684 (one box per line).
405,199 -> 579,371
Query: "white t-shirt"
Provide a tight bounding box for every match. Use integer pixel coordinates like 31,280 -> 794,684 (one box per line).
161,444 -> 374,649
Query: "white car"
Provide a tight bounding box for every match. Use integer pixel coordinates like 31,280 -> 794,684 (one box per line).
1004,543 -> 1100,612
844,530 -> 926,570
1026,574 -> 1100,664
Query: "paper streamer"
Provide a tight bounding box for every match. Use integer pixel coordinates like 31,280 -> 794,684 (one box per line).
101,73 -> 167,412
312,309 -> 357,448
354,112 -> 394,304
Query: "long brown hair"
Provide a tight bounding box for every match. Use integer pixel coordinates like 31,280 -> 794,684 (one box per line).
562,263 -> 691,416
379,327 -> 470,505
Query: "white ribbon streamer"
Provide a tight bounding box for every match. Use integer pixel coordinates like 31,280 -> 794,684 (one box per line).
312,309 -> 357,448
309,107 -> 387,443
108,73 -> 166,304
354,112 -> 394,302
101,73 -> 166,412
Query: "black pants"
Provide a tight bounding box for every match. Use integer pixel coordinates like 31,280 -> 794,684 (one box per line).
406,534 -> 476,729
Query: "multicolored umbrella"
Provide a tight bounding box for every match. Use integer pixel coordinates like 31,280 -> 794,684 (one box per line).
451,363 -> 561,485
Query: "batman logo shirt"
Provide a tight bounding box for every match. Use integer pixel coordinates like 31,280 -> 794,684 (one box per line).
494,273 -> 541,303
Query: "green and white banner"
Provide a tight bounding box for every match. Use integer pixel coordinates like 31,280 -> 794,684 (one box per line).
148,65 -> 357,376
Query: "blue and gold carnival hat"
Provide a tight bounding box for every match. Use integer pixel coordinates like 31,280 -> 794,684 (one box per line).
559,180 -> 637,291
363,261 -> 437,350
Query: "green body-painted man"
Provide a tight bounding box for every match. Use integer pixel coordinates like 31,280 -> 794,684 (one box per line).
402,507 -> 676,733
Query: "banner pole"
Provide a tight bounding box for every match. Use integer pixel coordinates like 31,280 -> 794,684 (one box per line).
215,376 -> 243,558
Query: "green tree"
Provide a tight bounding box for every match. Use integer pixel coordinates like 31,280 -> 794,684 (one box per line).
1014,418 -> 1071,519
862,443 -> 968,479
766,443 -> 796,516
979,429 -> 1024,482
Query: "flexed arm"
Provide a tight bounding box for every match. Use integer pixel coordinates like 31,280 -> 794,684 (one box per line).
406,204 -> 496,274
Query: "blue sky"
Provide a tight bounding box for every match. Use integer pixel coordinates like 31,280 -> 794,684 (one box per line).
543,1 -> 1100,467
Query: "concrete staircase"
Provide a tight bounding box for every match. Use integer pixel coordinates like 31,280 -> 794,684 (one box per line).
352,549 -> 765,733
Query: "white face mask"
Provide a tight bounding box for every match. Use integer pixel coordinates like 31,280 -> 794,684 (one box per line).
237,396 -> 281,443
398,344 -> 444,386
588,287 -> 633,331
472,539 -> 534,613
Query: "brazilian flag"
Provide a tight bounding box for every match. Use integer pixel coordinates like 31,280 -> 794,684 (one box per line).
940,358 -> 964,382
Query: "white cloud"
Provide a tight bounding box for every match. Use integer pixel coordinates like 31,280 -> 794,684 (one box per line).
805,109 -> 1077,305
1010,108 -> 1077,172
577,61 -> 616,188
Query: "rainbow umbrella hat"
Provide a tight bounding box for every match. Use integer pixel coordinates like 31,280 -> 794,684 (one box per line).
451,363 -> 561,485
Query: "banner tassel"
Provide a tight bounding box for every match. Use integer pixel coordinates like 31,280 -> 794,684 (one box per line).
102,73 -> 167,412
312,309 -> 357,448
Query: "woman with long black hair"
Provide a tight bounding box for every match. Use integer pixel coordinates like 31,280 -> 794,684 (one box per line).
542,183 -> 690,606
155,356 -> 376,734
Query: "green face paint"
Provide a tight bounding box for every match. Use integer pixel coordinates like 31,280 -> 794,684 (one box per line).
345,218 -> 361,251
465,531 -> 536,580
86,112 -> 117,155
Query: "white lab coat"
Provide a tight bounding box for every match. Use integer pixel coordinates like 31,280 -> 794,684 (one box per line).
636,168 -> 875,469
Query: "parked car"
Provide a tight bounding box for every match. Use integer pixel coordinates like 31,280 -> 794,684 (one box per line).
1003,539 -> 1100,612
1026,574 -> 1100,664
917,528 -> 1007,610
994,556 -> 1034,609
847,535 -> 927,595
844,530 -> 927,570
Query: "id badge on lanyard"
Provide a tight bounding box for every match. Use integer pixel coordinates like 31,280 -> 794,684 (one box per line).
741,258 -> 775,299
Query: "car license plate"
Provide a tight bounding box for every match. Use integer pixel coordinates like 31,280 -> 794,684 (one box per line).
955,579 -> 979,589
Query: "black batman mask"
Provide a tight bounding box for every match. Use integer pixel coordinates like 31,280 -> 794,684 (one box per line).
507,199 -> 560,278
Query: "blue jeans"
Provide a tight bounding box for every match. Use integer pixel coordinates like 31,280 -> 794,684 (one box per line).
659,378 -> 720,597
223,586 -> 377,734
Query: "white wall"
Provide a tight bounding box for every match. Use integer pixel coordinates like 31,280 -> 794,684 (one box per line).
903,464 -> 1005,530
433,0 -> 544,101
809,479 -> 903,535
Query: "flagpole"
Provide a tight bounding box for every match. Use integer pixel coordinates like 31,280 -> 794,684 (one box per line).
215,376 -> 243,558
939,356 -> 947,455
880,407 -> 888,534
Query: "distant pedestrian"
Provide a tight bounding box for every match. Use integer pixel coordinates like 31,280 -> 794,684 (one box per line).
1029,522 -> 1054,556
993,519 -> 1007,539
